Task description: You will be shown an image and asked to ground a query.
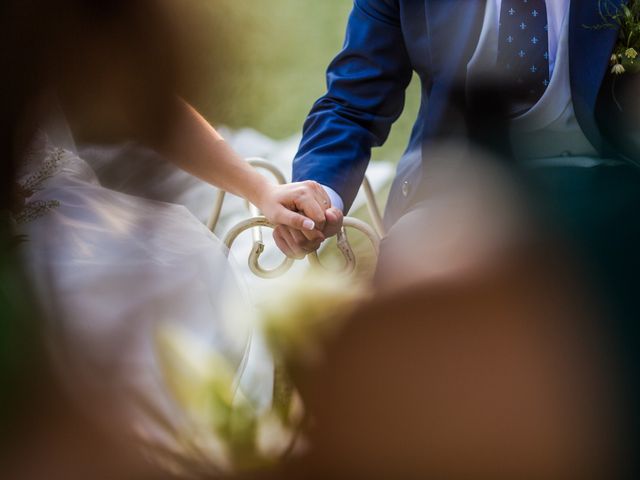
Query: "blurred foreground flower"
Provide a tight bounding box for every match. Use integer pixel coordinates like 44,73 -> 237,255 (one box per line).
154,324 -> 244,471
149,269 -> 368,475
258,269 -> 368,366
154,324 -> 293,474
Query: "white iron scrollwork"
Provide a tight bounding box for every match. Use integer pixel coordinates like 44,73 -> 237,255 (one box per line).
210,158 -> 384,279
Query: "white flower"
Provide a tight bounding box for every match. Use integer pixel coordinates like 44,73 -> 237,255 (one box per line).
625,47 -> 638,59
611,53 -> 619,64
255,413 -> 295,459
259,270 -> 367,365
612,63 -> 626,75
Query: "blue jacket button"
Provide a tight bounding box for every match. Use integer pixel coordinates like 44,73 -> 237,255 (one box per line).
402,180 -> 410,197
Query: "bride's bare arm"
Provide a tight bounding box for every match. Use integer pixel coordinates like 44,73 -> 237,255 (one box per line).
155,99 -> 329,243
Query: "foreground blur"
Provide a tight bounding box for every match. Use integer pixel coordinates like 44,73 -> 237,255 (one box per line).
2,1 -> 639,480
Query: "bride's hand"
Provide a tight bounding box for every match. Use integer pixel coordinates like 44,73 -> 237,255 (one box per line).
255,181 -> 330,258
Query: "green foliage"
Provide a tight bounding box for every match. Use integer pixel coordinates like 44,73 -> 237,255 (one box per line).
192,0 -> 420,163
589,0 -> 640,74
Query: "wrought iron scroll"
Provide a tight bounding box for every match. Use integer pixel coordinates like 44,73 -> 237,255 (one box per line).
210,158 -> 383,279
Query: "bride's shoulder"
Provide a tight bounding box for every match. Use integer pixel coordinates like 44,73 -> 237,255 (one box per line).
19,96 -> 90,185
20,131 -> 71,181
17,125 -> 99,205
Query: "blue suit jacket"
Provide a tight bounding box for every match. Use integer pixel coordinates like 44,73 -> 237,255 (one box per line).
292,0 -> 624,226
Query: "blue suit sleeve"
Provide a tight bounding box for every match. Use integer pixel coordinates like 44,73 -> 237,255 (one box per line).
292,0 -> 413,213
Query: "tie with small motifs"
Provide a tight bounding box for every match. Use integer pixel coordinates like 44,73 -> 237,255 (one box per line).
497,0 -> 550,115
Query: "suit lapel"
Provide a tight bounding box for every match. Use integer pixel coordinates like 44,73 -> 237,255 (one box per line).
423,0 -> 486,78
422,0 -> 486,138
569,0 -> 624,151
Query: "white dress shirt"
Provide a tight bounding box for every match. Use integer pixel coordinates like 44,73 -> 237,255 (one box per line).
322,184 -> 345,212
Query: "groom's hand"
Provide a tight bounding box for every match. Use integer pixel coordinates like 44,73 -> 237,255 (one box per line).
273,206 -> 344,259
257,180 -> 335,259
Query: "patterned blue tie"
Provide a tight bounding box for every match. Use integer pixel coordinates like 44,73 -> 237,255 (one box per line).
497,0 -> 550,115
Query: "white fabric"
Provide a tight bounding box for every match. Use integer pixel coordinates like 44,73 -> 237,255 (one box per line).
78,129 -> 394,290
321,184 -> 345,211
19,122 -> 274,448
467,0 -> 599,160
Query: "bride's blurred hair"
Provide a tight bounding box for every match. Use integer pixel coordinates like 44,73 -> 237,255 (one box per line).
2,0 -> 239,211
0,1 -> 238,478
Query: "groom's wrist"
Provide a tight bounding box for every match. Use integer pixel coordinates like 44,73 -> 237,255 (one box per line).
320,185 -> 344,212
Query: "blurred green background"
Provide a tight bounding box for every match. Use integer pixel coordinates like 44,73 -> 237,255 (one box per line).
181,0 -> 421,276
192,0 -> 420,163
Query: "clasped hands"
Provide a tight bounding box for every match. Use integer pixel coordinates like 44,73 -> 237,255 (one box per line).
254,180 -> 343,259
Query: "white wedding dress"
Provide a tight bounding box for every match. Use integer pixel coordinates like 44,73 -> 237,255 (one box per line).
16,114 -> 275,466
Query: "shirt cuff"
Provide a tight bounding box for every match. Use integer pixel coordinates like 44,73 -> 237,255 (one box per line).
320,185 -> 344,212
